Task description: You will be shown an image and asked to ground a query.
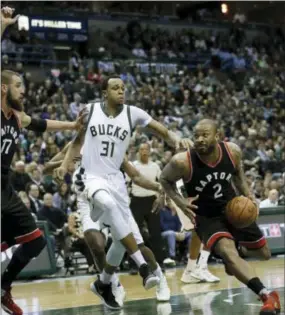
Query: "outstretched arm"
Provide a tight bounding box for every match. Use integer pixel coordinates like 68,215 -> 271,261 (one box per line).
20,112 -> 79,132
121,157 -> 162,193
146,119 -> 193,151
43,142 -> 71,175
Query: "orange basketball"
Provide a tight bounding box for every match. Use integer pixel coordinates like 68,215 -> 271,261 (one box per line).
225,196 -> 258,229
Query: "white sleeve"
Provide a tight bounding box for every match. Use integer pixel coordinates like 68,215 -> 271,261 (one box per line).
130,106 -> 152,128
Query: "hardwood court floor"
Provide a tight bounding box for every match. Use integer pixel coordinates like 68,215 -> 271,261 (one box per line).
4,258 -> 284,315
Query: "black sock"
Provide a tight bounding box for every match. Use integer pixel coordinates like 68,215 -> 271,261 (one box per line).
1,245 -> 33,289
247,277 -> 266,295
2,236 -> 45,289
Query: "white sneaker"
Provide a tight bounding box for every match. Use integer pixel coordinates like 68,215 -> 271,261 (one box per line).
191,267 -> 220,283
112,283 -> 126,307
181,268 -> 201,284
156,275 -> 171,302
163,258 -> 176,266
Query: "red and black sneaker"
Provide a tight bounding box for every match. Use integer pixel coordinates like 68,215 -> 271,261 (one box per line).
260,290 -> 281,315
1,287 -> 23,315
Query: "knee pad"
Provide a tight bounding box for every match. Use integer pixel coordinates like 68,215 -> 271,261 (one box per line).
106,240 -> 126,267
22,235 -> 46,259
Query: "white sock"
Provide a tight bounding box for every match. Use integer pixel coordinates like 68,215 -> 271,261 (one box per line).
187,259 -> 197,271
259,288 -> 270,296
197,250 -> 210,269
111,274 -> 119,286
153,264 -> 163,279
130,250 -> 146,268
99,270 -> 112,284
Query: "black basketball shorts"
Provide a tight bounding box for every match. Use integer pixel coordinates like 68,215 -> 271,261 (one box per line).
195,215 -> 266,252
1,185 -> 42,251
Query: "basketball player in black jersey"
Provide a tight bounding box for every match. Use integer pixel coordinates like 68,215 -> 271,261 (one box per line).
1,9 -> 85,314
160,119 -> 281,315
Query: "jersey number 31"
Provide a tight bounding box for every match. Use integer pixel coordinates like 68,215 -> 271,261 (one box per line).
100,141 -> 115,157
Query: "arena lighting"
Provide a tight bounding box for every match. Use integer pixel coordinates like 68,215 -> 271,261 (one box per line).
221,3 -> 228,14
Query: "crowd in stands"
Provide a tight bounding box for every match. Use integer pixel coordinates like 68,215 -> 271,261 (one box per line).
2,10 -> 284,275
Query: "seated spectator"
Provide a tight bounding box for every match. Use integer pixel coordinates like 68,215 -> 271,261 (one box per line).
160,197 -> 191,265
37,193 -> 67,256
26,182 -> 43,214
53,182 -> 76,215
260,189 -> 279,208
67,209 -> 95,274
10,161 -> 31,192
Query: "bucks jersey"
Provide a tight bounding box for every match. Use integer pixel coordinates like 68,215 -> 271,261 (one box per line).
81,102 -> 152,177
1,110 -> 20,178
183,142 -> 237,217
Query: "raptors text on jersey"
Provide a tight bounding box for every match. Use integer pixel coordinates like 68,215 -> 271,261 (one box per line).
183,142 -> 237,217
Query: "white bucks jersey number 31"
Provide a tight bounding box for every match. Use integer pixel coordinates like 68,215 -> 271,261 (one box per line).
81,102 -> 152,177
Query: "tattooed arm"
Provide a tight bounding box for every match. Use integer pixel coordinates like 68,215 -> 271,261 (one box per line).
227,142 -> 257,207
160,152 -> 198,222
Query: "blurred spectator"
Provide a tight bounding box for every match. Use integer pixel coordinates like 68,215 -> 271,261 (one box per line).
26,183 -> 43,214
260,189 -> 279,208
160,198 -> 191,266
10,161 -> 31,192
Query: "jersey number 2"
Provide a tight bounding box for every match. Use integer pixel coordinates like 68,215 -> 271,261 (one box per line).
101,141 -> 115,157
1,139 -> 12,154
213,183 -> 223,199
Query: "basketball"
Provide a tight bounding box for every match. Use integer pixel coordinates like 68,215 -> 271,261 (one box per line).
225,196 -> 258,229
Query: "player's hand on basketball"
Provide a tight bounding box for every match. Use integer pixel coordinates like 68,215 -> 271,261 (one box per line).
176,138 -> 194,152
1,7 -> 20,26
53,166 -> 67,184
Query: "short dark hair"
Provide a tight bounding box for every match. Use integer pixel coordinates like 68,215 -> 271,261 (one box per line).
101,74 -> 121,91
1,70 -> 21,85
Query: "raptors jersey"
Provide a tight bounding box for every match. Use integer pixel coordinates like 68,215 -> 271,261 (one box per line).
183,142 -> 237,217
81,102 -> 151,177
1,110 -> 20,178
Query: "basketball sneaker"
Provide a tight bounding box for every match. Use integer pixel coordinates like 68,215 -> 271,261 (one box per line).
259,291 -> 281,315
181,268 -> 201,284
139,264 -> 159,290
156,274 -> 171,302
90,276 -> 121,310
112,282 -> 126,307
191,266 -> 220,283
1,287 -> 23,315
181,266 -> 220,283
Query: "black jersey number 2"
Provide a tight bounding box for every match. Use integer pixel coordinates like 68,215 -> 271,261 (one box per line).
100,141 -> 115,157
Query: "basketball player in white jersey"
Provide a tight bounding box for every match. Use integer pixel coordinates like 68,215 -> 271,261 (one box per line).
54,75 -> 192,309
46,144 -> 170,308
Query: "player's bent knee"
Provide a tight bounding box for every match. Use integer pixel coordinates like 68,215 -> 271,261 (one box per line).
258,244 -> 271,260
22,235 -> 46,258
215,238 -> 238,262
93,190 -> 116,213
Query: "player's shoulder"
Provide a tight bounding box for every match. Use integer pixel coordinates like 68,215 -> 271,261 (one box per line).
171,151 -> 189,169
225,141 -> 242,153
224,141 -> 242,160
